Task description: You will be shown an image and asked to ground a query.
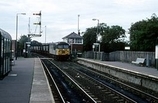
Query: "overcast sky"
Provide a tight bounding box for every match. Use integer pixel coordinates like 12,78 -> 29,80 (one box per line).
0,0 -> 158,43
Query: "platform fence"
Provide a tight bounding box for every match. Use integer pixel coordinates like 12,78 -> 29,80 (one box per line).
82,51 -> 155,67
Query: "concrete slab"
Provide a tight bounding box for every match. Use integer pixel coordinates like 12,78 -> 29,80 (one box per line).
0,58 -> 34,103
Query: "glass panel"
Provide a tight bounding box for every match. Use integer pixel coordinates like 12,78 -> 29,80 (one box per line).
57,45 -> 63,49
0,35 -> 2,77
1,38 -> 3,57
57,44 -> 69,49
4,38 -> 6,74
68,39 -> 74,43
75,38 -> 82,44
63,45 -> 69,49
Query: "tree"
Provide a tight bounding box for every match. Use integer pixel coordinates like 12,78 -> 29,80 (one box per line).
100,24 -> 126,52
82,23 -> 126,52
18,35 -> 31,55
83,27 -> 97,51
101,25 -> 126,43
129,14 -> 158,51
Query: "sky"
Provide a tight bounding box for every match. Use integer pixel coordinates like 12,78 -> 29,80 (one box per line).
0,0 -> 158,43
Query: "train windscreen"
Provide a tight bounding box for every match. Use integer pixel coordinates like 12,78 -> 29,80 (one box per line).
57,44 -> 69,49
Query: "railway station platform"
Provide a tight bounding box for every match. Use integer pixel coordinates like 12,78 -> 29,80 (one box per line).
78,58 -> 158,77
0,57 -> 54,103
77,58 -> 158,93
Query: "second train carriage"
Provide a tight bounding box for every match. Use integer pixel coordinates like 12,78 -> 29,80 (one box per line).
0,28 -> 12,78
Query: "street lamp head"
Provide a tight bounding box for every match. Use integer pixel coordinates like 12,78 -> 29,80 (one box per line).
21,13 -> 26,15
17,13 -> 26,15
92,18 -> 99,22
92,18 -> 97,21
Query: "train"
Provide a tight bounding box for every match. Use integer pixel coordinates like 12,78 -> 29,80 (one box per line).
31,41 -> 71,60
0,28 -> 12,79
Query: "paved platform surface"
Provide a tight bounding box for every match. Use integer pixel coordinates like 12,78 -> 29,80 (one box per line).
30,58 -> 54,103
0,57 -> 54,103
79,58 -> 158,78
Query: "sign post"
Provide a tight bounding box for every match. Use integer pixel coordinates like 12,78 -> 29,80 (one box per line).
92,45 -> 95,59
93,43 -> 100,59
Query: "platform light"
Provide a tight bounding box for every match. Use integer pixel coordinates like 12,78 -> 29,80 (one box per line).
15,13 -> 26,60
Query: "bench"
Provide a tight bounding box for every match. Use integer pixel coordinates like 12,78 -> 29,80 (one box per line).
132,58 -> 146,66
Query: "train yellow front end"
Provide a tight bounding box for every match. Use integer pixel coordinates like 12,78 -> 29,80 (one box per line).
55,48 -> 70,60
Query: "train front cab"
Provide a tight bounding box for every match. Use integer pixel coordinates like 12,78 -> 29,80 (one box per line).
0,29 -> 12,79
55,42 -> 70,60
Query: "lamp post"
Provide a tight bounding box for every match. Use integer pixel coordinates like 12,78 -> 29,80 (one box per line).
78,14 -> 80,35
92,18 -> 101,60
15,13 -> 26,60
45,26 -> 47,43
92,18 -> 99,43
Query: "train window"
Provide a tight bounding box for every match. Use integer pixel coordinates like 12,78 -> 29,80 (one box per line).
63,45 -> 69,49
1,38 -> 3,57
57,44 -> 69,49
57,45 -> 63,49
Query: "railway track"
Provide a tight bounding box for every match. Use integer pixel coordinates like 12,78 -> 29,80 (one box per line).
41,58 -> 97,103
32,51 -> 158,103
51,60 -> 158,103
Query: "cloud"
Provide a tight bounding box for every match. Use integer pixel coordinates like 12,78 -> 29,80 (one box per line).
0,0 -> 158,43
